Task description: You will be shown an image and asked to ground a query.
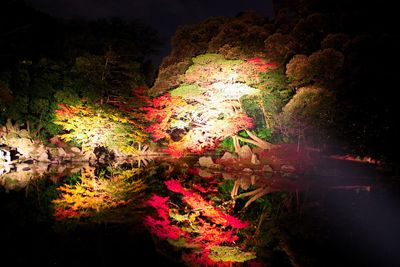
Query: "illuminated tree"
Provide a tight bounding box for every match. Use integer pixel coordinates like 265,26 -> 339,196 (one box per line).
54,103 -> 146,157
144,54 -> 277,157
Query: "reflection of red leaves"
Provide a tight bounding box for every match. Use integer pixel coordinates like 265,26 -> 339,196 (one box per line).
165,179 -> 185,193
54,207 -> 81,220
144,194 -> 183,240
248,57 -> 263,63
164,179 -> 249,229
145,180 -> 251,266
143,215 -> 182,240
194,219 -> 239,245
187,167 -> 200,176
146,194 -> 170,221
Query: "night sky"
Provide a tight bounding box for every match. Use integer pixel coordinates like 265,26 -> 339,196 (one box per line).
28,0 -> 274,64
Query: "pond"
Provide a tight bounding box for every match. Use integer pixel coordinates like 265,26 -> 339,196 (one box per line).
1,156 -> 399,267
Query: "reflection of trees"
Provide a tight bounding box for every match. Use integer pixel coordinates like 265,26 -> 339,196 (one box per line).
229,172 -> 311,209
53,165 -> 146,223
144,178 -> 255,266
0,162 -> 86,192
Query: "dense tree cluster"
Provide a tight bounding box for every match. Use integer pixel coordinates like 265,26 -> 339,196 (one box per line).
0,1 -> 159,143
147,4 -> 397,164
0,0 -> 397,166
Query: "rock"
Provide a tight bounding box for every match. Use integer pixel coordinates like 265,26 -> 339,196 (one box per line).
82,151 -> 97,162
15,138 -> 34,156
251,153 -> 260,165
37,152 -> 50,162
220,152 -> 238,161
70,147 -> 81,154
198,169 -> 213,178
57,147 -> 67,158
262,165 -> 273,172
238,145 -> 253,160
199,156 -> 214,168
49,136 -> 66,148
198,156 -> 222,169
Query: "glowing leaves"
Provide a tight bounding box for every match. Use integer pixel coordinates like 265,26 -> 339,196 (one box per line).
53,174 -> 147,221
164,143 -> 185,158
142,93 -> 187,142
131,86 -> 151,106
164,179 -> 249,229
247,57 -> 278,73
143,92 -> 255,156
144,178 -> 253,266
143,194 -> 183,240
146,194 -> 170,221
143,53 -> 281,157
54,103 -> 146,156
54,103 -> 81,118
240,57 -> 279,87
144,124 -> 168,141
209,246 -> 257,263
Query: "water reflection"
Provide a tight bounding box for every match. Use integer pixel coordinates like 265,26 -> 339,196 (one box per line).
0,162 -> 86,192
0,157 -> 389,267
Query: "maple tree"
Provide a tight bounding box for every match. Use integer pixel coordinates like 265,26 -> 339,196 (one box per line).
143,54 -> 278,157
54,103 -> 146,157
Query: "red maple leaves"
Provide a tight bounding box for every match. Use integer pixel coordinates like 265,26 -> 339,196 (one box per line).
144,178 -> 250,265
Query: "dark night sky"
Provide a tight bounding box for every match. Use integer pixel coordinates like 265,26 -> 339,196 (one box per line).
27,0 -> 274,64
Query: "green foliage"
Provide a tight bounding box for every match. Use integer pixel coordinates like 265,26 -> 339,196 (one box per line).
277,85 -> 335,142
218,137 -> 235,153
54,90 -> 82,106
64,171 -> 82,185
259,69 -> 292,104
170,84 -> 202,98
191,53 -> 225,64
256,128 -> 272,141
218,179 -> 235,196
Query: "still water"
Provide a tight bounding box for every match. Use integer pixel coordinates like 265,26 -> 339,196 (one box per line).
1,157 -> 399,267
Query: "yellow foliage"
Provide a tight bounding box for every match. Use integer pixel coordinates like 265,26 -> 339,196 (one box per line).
54,104 -> 146,156
53,169 -> 147,220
